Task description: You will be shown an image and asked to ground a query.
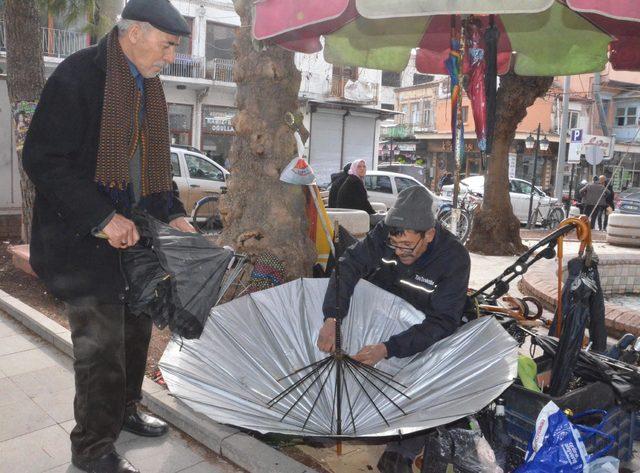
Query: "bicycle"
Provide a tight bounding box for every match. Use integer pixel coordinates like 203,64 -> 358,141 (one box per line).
527,201 -> 565,230
437,192 -> 481,244
191,194 -> 224,235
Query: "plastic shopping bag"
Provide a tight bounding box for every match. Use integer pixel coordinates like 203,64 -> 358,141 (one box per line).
514,401 -> 589,473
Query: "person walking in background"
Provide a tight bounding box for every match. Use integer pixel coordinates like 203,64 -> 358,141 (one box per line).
580,176 -> 606,230
328,162 -> 351,208
336,159 -> 376,215
603,176 -> 615,231
437,171 -> 453,192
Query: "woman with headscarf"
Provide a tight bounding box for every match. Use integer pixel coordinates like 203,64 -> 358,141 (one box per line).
336,159 -> 376,214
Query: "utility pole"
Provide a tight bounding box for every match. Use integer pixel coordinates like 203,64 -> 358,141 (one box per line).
553,76 -> 571,201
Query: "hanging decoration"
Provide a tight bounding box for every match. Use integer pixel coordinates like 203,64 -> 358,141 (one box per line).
464,16 -> 488,164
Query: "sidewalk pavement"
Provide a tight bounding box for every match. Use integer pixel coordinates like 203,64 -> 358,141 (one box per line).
0,309 -> 245,473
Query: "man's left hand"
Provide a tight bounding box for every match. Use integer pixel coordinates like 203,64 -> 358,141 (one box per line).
352,343 -> 388,366
169,217 -> 197,233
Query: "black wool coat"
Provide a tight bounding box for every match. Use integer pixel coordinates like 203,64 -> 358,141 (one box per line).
22,36 -> 186,304
336,175 -> 375,214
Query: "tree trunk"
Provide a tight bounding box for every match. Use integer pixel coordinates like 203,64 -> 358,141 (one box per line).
221,0 -> 315,278
5,0 -> 45,243
466,73 -> 553,255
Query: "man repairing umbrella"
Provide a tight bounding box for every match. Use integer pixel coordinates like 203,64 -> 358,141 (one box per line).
22,1 -> 194,472
317,185 -> 471,473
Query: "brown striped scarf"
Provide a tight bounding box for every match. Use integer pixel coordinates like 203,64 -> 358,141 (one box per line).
94,28 -> 173,210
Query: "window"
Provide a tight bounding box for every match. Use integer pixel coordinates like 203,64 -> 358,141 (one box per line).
168,103 -> 193,146
395,177 -> 418,192
413,73 -> 433,86
364,175 -> 392,194
423,100 -> 434,128
185,154 -> 224,182
381,103 -> 395,111
462,106 -> 469,123
176,17 -> 193,55
411,102 -> 422,124
616,106 -> 638,126
332,65 -> 358,82
170,153 -> 181,177
400,104 -> 409,124
511,180 -> 532,195
381,71 -> 401,88
206,22 -> 235,61
201,106 -> 236,167
569,110 -> 580,129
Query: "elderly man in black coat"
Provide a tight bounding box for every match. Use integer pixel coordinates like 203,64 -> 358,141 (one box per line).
22,1 -> 194,472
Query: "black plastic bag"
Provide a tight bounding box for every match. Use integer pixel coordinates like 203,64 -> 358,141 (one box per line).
122,213 -> 233,339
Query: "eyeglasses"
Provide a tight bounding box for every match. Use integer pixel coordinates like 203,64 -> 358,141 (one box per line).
386,236 -> 423,253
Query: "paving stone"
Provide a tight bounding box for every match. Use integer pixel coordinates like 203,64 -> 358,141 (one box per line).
59,420 -> 75,435
0,424 -> 71,472
177,460 -> 245,473
43,463 -> 83,473
10,364 -> 74,398
0,333 -> 44,356
0,398 -> 56,442
0,318 -> 19,338
0,377 -> 30,407
0,346 -> 65,378
118,433 -> 204,473
33,386 -> 75,423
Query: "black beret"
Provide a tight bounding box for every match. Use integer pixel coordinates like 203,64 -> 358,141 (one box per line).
122,0 -> 191,37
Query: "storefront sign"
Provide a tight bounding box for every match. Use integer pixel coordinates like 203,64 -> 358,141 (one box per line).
202,106 -> 236,134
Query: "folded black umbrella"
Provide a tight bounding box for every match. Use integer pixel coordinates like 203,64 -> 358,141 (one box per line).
122,213 -> 233,339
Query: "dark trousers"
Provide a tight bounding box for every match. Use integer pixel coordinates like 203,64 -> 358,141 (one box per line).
66,302 -> 153,461
584,205 -> 597,229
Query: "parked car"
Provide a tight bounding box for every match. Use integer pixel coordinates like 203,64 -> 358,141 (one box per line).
442,175 -> 559,224
362,170 -> 447,216
616,187 -> 640,215
170,146 -> 230,213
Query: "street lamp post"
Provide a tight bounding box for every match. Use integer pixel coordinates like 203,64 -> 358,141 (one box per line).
525,124 -> 550,229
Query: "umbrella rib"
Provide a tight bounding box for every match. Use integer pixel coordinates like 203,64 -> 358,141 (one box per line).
342,360 -> 390,427
346,359 -> 407,416
348,357 -> 409,390
342,362 -> 358,436
301,358 -> 338,432
277,357 -> 331,382
268,357 -> 331,407
277,357 -> 335,423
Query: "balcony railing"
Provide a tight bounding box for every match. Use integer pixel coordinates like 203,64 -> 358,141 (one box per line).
330,77 -> 379,104
0,20 -> 88,59
206,58 -> 234,83
162,53 -> 206,79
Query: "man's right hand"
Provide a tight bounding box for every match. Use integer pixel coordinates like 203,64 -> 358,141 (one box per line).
317,318 -> 337,353
102,214 -> 140,249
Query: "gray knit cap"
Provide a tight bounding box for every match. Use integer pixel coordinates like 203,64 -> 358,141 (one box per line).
384,185 -> 435,231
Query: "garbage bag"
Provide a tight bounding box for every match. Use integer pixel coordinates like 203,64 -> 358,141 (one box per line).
122,212 -> 233,339
421,426 -> 503,473
514,401 -> 613,473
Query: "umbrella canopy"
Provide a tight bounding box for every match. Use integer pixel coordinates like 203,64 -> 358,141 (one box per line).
252,0 -> 616,75
160,278 -> 518,437
122,213 -> 234,339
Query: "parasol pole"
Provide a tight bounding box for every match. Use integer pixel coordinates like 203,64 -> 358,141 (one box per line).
451,16 -> 465,235
556,235 -> 563,337
333,220 -> 343,454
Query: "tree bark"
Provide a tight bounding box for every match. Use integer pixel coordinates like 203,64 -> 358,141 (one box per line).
221,0 -> 315,278
5,0 -> 45,243
466,73 -> 553,255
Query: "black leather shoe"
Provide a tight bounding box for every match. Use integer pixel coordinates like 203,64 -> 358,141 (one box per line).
122,408 -> 169,437
377,451 -> 413,473
72,451 -> 139,473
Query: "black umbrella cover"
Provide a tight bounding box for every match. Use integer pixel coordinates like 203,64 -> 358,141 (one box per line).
122,213 -> 233,339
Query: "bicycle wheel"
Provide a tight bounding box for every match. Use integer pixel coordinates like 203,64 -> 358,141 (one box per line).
438,208 -> 471,244
192,195 -> 223,235
544,207 -> 565,230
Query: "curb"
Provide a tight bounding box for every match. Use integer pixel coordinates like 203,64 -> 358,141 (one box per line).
0,289 -> 316,473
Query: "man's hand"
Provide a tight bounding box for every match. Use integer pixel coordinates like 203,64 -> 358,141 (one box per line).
317,318 -> 336,353
352,343 -> 388,366
103,214 -> 140,249
169,216 -> 197,233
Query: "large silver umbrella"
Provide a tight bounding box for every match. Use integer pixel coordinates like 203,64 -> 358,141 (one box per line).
160,279 -> 518,437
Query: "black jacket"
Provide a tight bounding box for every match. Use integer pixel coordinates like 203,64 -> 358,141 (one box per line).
323,223 -> 471,358
22,36 -> 186,303
336,175 -> 375,214
328,171 -> 348,208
